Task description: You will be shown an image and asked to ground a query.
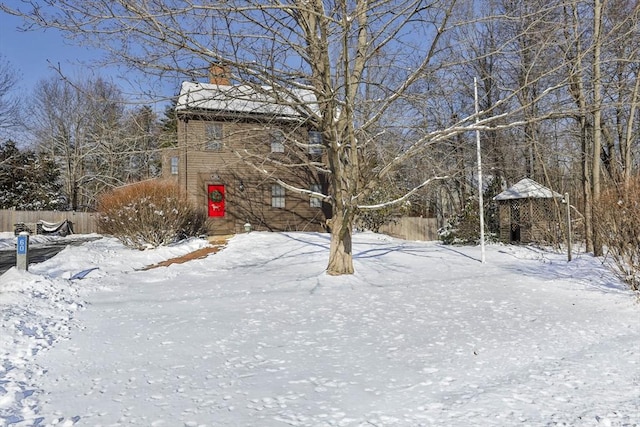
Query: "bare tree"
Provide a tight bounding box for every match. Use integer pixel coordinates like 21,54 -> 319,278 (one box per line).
0,55 -> 20,133
599,0 -> 640,188
83,78 -> 129,203
28,75 -> 162,210
556,0 -> 640,254
29,77 -> 91,210
3,1 -> 579,274
122,105 -> 162,182
591,0 -> 605,257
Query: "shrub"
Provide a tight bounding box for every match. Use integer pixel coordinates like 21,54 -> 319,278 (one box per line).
97,180 -> 207,249
439,178 -> 503,245
356,187 -> 403,233
594,178 -> 640,292
439,196 -> 483,244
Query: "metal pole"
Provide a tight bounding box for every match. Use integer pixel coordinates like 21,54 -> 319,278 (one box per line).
565,192 -> 572,262
474,77 -> 486,263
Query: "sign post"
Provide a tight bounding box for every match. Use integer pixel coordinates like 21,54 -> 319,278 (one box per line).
16,231 -> 29,271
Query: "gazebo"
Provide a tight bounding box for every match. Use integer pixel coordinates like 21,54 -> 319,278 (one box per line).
493,178 -> 564,244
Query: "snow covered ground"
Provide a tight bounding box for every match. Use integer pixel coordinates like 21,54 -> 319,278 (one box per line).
0,231 -> 638,427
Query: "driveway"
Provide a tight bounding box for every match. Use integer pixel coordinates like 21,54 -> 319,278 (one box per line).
0,236 -> 101,274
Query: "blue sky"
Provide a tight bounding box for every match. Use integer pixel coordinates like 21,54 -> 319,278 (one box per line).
0,12 -> 101,93
0,11 -> 178,104
1,11 -> 181,145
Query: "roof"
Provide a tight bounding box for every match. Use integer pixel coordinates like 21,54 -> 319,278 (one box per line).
493,178 -> 563,201
176,81 -> 317,119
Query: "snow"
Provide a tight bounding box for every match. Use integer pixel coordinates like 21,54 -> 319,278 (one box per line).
494,178 -> 563,200
0,231 -> 638,426
0,233 -> 77,250
177,82 -> 318,118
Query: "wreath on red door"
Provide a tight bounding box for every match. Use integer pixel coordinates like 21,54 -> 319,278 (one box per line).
209,190 -> 224,203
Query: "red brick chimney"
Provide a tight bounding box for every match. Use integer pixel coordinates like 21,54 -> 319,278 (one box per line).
209,64 -> 230,86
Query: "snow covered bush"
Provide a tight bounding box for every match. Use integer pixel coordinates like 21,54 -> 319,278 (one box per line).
97,180 -> 207,249
0,140 -> 64,210
439,196 -> 482,244
594,178 -> 640,292
439,179 -> 501,245
356,187 -> 403,232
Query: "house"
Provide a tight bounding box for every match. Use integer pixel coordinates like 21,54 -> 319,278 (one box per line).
493,178 -> 564,244
162,70 -> 329,235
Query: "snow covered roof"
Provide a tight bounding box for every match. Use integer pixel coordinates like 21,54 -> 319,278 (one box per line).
493,178 -> 563,200
176,81 -> 317,119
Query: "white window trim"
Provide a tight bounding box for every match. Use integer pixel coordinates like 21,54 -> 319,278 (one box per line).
170,156 -> 179,175
271,131 -> 285,153
271,184 -> 285,208
308,131 -> 323,155
206,123 -> 223,151
310,184 -> 322,208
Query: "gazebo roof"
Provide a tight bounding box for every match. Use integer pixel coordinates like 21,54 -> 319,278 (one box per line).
493,178 -> 563,201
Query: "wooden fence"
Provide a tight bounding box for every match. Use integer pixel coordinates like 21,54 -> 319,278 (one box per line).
0,210 -> 99,234
379,217 -> 439,241
1,210 -> 437,241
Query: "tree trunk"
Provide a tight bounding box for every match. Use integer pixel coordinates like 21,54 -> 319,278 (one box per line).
565,0 -> 594,253
622,63 -> 640,189
326,212 -> 354,275
591,0 -> 604,257
582,124 -> 594,254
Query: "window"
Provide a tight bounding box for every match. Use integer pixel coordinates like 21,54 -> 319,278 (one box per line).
271,131 -> 285,153
308,131 -> 323,155
170,157 -> 178,175
205,123 -> 223,151
271,184 -> 285,208
310,184 -> 322,208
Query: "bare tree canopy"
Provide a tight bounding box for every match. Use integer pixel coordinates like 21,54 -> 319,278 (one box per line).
0,55 -> 20,132
3,0 -> 638,273
28,75 -> 162,210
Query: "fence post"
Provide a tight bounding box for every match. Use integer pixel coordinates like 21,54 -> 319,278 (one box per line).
16,231 -> 29,271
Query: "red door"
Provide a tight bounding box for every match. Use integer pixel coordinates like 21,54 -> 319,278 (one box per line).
207,184 -> 225,217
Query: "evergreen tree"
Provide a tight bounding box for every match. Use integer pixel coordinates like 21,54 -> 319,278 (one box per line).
0,140 -> 64,210
158,99 -> 178,148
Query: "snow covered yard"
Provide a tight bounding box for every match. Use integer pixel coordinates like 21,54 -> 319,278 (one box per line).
0,231 -> 638,426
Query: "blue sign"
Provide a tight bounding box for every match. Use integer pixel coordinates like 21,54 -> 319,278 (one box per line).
17,235 -> 28,255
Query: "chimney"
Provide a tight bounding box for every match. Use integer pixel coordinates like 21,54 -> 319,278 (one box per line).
209,64 -> 230,86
